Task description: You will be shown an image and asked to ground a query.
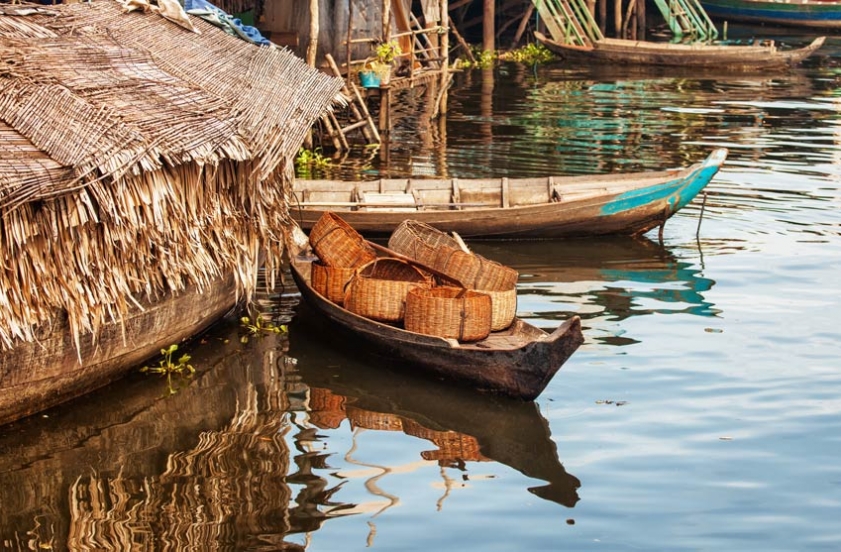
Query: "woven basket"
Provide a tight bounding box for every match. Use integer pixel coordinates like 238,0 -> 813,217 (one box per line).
309,212 -> 377,268
388,220 -> 461,267
388,220 -> 518,291
404,286 -> 492,342
344,258 -> 433,322
311,261 -> 355,305
486,286 -> 517,331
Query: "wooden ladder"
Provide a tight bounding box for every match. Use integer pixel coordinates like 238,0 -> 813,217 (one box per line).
319,54 -> 381,150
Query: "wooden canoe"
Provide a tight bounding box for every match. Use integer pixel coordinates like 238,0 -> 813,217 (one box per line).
700,0 -> 841,29
535,32 -> 825,70
291,148 -> 728,239
289,254 -> 584,401
0,275 -> 239,427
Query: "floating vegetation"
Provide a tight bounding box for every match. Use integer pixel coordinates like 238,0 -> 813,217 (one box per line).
499,43 -> 555,65
295,147 -> 332,179
240,314 -> 287,343
460,48 -> 496,69
140,344 -> 195,395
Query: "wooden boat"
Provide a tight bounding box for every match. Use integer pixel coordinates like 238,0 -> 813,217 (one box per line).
289,253 -> 584,401
0,276 -> 239,427
291,148 -> 728,239
699,0 -> 841,29
535,32 -> 825,70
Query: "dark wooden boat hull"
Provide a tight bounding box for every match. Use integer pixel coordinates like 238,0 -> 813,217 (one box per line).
290,257 -> 583,400
0,275 -> 239,426
292,148 -> 727,239
700,0 -> 841,28
535,32 -> 825,70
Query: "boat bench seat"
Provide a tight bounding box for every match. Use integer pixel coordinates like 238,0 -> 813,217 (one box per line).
358,191 -> 419,211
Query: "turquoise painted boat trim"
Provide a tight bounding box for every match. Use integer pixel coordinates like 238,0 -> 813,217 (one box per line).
601,149 -> 725,216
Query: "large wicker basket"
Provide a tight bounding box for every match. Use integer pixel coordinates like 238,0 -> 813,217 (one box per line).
344,258 -> 433,322
311,261 -> 355,305
404,286 -> 492,342
309,211 -> 377,268
388,220 -> 518,291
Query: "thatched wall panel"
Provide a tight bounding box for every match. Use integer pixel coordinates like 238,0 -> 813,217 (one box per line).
0,1 -> 343,351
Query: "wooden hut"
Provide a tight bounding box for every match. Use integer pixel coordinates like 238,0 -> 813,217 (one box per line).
0,0 -> 343,426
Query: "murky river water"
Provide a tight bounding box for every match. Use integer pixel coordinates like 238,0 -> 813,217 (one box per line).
2,27 -> 841,551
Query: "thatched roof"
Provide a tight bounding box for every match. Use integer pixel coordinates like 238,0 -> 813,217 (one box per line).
0,0 -> 343,350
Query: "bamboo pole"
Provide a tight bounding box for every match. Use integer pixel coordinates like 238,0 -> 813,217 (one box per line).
511,3 -> 534,48
440,0 -> 449,116
307,0 -> 319,67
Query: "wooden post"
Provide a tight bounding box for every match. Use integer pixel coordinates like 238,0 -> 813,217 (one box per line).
346,0 -> 353,87
307,0 -> 318,67
440,0 -> 449,116
614,0 -> 622,39
636,0 -> 646,41
483,0 -> 494,53
598,0 -> 606,35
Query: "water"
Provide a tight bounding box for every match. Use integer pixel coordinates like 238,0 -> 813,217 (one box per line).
3,29 -> 841,551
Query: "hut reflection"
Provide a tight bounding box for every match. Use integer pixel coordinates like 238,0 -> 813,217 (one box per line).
0,294 -> 581,549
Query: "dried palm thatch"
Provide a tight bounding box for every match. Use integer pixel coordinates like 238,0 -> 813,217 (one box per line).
0,0 -> 344,351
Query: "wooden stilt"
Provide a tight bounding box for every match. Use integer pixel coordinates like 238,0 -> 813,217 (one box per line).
511,3 -> 534,48
325,53 -> 381,145
448,16 -> 476,63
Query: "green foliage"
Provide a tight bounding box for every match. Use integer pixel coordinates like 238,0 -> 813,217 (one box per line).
375,40 -> 402,64
500,43 -> 555,64
140,344 -> 195,395
295,147 -> 331,179
239,314 -> 287,343
459,48 -> 497,69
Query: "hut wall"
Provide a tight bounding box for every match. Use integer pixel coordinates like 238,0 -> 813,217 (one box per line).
261,0 -> 415,70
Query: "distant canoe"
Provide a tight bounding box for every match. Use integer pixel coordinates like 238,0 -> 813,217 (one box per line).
535,32 -> 825,70
291,148 -> 728,239
700,0 -> 841,28
0,276 -> 238,427
289,254 -> 583,401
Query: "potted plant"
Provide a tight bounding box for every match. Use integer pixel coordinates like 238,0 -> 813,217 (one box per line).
359,40 -> 402,88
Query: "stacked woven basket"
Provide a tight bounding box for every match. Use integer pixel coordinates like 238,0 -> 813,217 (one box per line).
308,213 -> 518,343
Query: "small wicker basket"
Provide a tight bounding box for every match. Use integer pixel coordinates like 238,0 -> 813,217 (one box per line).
404,286 -> 492,342
344,258 -> 433,322
309,211 -> 377,268
311,261 -> 355,305
485,286 -> 517,331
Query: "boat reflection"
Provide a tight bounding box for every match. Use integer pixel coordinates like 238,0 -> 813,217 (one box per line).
469,237 -> 717,345
287,325 -> 581,508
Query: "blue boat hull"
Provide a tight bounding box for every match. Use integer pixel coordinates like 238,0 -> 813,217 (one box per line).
701,0 -> 841,28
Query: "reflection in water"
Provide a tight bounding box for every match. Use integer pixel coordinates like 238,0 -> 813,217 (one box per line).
470,237 -> 716,345
0,290 -> 579,549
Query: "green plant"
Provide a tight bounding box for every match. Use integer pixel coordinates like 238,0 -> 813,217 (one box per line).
500,43 -> 555,64
375,40 -> 402,65
240,314 -> 286,343
460,48 -> 496,69
295,147 -> 331,178
295,147 -> 331,168
140,344 -> 195,395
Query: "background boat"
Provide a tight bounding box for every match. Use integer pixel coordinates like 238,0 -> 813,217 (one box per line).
291,148 -> 727,239
535,31 -> 825,69
700,0 -> 841,28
